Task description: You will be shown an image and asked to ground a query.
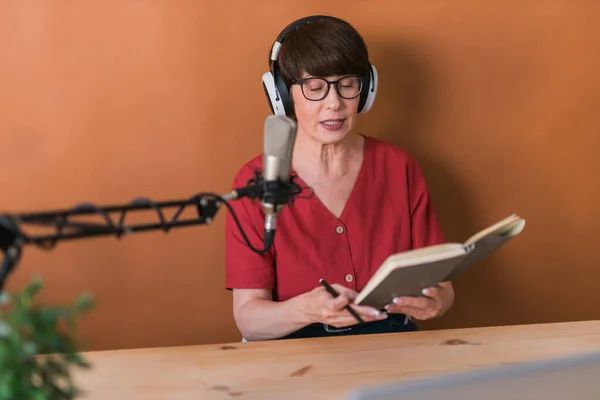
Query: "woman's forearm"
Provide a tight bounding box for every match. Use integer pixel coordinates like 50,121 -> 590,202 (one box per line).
235,295 -> 312,341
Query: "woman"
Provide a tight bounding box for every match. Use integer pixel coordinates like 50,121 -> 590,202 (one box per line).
225,15 -> 454,341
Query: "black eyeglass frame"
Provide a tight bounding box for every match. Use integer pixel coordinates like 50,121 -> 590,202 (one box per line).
292,75 -> 364,101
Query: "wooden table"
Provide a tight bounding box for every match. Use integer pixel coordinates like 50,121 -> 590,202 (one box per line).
73,320 -> 600,399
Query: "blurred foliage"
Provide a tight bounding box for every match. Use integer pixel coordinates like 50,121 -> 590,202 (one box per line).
0,277 -> 94,400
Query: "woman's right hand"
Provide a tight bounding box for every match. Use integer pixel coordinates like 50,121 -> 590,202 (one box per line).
299,284 -> 388,328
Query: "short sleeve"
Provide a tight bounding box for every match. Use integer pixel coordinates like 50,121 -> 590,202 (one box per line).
224,170 -> 276,290
406,157 -> 446,249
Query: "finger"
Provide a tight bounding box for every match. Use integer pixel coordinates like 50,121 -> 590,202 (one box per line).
325,293 -> 352,311
328,296 -> 351,312
326,316 -> 364,328
383,303 -> 402,313
393,296 -> 436,310
328,310 -> 388,327
330,284 -> 359,299
384,303 -> 420,317
391,306 -> 432,320
350,304 -> 387,319
422,286 -> 441,298
328,300 -> 386,321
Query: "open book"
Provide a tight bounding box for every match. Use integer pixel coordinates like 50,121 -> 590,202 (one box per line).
353,214 -> 526,309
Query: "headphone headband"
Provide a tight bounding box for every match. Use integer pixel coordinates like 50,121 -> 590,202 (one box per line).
269,15 -> 341,64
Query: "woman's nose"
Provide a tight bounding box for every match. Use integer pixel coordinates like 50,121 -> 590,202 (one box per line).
324,84 -> 342,110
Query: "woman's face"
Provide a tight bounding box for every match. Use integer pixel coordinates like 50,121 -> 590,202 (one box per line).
290,73 -> 361,145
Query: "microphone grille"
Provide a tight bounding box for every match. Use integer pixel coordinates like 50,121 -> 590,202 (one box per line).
264,115 -> 297,158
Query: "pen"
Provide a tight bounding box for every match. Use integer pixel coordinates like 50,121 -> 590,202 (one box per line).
319,278 -> 366,326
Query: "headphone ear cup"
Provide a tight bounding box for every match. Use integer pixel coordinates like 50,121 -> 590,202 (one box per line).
358,64 -> 378,114
272,63 -> 294,118
262,72 -> 286,116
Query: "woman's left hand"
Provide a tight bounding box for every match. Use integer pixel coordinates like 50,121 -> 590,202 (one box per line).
384,282 -> 454,320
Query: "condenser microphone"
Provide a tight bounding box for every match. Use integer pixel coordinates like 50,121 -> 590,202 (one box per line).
261,115 -> 297,249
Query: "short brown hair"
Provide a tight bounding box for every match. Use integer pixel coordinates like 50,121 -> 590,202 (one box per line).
276,18 -> 371,89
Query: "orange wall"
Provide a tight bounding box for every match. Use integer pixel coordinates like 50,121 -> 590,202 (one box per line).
1,1 -> 599,351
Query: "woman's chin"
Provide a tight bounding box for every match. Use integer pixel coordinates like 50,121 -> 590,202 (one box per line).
311,125 -> 351,144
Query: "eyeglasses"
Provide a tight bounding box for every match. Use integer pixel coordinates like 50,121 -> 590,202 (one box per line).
293,75 -> 363,101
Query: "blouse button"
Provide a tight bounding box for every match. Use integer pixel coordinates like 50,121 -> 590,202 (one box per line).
336,226 -> 344,234
345,274 -> 354,283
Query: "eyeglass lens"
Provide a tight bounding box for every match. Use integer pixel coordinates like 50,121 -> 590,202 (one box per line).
301,76 -> 362,101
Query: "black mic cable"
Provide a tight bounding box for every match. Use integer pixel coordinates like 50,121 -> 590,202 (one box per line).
0,172 -> 309,292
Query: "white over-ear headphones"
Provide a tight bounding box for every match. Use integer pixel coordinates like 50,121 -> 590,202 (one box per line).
262,15 -> 378,118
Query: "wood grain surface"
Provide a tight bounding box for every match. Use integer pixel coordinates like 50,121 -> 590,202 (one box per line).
72,320 -> 600,399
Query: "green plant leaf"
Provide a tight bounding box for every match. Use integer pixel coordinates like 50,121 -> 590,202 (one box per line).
22,276 -> 43,300
0,292 -> 12,306
0,277 -> 95,400
74,293 -> 94,313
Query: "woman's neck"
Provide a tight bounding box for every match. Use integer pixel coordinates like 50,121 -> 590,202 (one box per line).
292,133 -> 364,181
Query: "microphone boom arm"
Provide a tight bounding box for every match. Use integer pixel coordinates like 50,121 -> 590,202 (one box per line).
0,171 -> 304,293
1,195 -> 222,248
0,193 -> 227,293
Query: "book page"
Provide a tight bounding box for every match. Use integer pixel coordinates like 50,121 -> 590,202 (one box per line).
464,214 -> 525,246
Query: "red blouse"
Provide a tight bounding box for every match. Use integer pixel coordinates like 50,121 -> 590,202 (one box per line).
225,136 -> 446,302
